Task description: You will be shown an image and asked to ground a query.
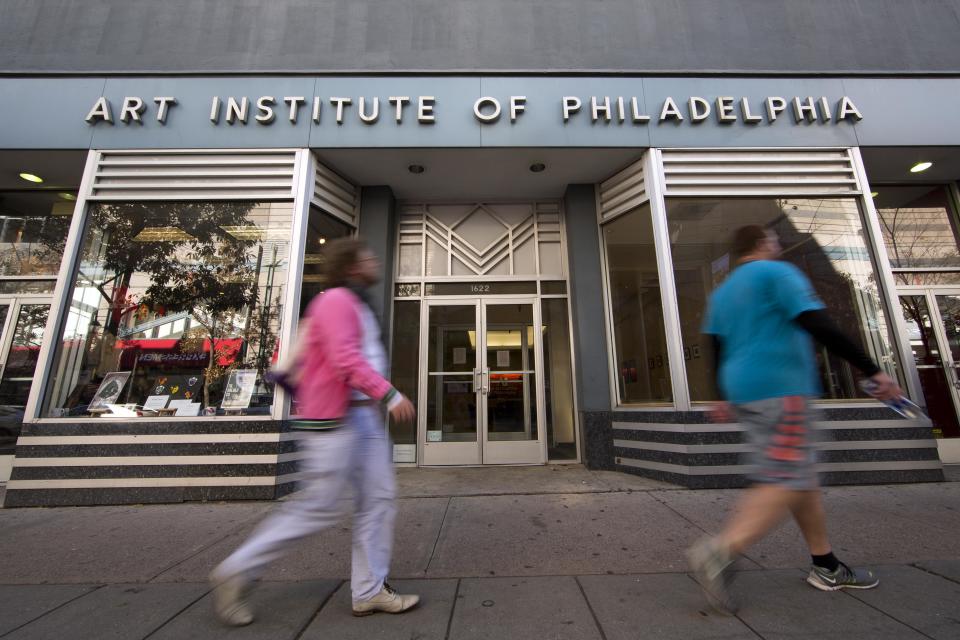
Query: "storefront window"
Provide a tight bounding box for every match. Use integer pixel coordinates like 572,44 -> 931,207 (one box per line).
667,197 -> 898,402
299,206 -> 354,315
873,185 -> 960,285
43,201 -> 292,418
0,191 -> 74,277
602,204 -> 672,404
389,300 -> 420,451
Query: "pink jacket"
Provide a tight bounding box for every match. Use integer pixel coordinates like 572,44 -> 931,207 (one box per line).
295,287 -> 396,421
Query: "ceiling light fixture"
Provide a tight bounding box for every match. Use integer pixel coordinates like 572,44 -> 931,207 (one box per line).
19,172 -> 43,183
408,164 -> 425,174
319,237 -> 327,245
58,192 -> 77,201
910,161 -> 933,173
870,191 -> 878,198
529,163 -> 546,173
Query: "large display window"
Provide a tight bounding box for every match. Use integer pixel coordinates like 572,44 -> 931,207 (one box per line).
666,197 -> 900,402
43,201 -> 292,418
601,203 -> 672,404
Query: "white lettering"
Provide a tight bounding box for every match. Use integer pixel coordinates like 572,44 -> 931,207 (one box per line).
154,97 -> 176,124
388,96 -> 410,122
226,96 -> 249,124
659,97 -> 684,121
792,96 -> 818,123
765,97 -> 787,122
474,97 -> 501,123
330,97 -> 351,124
562,96 -> 582,121
591,96 -> 611,121
418,96 -> 436,123
210,96 -> 222,123
819,96 -> 832,122
85,97 -> 113,124
358,97 -> 380,124
741,97 -> 762,123
688,97 -> 711,122
509,96 -> 526,122
716,97 -> 736,123
631,97 -> 650,122
255,96 -> 276,124
283,96 -> 305,123
312,96 -> 322,123
617,96 -> 626,122
837,96 -> 863,121
119,96 -> 145,124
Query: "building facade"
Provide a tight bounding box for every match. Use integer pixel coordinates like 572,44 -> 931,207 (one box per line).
0,0 -> 958,506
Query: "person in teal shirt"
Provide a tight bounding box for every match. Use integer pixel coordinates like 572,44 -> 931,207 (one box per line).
688,225 -> 902,614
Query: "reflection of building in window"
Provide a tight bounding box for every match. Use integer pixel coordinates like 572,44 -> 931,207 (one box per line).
667,197 -> 898,402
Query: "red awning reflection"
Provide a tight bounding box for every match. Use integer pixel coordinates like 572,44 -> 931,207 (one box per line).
116,338 -> 243,368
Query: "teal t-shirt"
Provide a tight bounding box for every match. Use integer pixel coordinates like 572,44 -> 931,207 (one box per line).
702,260 -> 825,404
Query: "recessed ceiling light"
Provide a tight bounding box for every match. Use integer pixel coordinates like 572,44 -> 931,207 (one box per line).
529,163 -> 546,173
870,191 -> 878,198
408,164 -> 425,174
58,192 -> 77,201
910,161 -> 933,173
19,172 -> 43,183
319,237 -> 327,245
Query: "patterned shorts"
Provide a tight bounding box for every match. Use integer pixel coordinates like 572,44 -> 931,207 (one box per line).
734,395 -> 819,490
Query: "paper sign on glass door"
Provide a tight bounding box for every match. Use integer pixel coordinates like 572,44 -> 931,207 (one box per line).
453,347 -> 466,365
496,350 -> 511,367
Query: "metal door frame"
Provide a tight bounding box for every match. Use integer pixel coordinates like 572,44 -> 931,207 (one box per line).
417,295 -> 547,466
897,286 -> 960,422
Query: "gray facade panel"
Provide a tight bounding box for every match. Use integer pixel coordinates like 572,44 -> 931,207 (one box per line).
1,1 -> 959,74
563,184 -> 610,413
6,75 -> 960,150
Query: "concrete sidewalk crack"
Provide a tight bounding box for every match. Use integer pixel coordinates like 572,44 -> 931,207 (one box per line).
140,586 -> 211,640
842,588 -> 937,640
0,584 -> 105,639
443,578 -> 461,640
293,579 -> 344,640
574,575 -> 609,640
911,561 -> 960,586
145,510 -> 266,583
425,497 -> 452,576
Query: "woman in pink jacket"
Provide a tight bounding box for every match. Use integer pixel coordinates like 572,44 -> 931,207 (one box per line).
210,238 -> 417,626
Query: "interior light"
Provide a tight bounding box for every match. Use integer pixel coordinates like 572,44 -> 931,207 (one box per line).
529,163 -> 546,173
870,191 -> 878,198
319,237 -> 327,245
133,227 -> 196,242
19,173 -> 43,183
408,164 -> 425,174
58,192 -> 77,201
910,161 -> 933,173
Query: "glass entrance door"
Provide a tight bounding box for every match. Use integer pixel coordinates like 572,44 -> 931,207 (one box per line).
420,298 -> 545,465
899,291 -> 960,462
0,299 -> 51,481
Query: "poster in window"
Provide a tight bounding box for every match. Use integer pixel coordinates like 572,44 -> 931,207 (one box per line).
221,369 -> 258,409
88,371 -> 132,411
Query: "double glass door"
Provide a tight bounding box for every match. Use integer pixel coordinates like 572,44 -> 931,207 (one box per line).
420,298 -> 544,465
899,290 -> 960,460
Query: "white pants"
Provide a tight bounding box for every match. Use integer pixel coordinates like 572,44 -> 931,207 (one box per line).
217,406 -> 397,602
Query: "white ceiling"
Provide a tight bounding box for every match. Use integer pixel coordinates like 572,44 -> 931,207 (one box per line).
315,148 -> 644,201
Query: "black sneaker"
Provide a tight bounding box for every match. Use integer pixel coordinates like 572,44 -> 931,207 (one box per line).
686,537 -> 738,615
807,562 -> 879,591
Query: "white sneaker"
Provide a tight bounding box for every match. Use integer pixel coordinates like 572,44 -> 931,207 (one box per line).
209,569 -> 255,627
352,582 -> 420,617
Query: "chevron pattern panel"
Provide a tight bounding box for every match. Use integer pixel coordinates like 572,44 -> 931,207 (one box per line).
396,202 -> 565,278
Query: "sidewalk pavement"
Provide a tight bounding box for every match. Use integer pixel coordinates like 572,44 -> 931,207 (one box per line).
1,465 -> 959,639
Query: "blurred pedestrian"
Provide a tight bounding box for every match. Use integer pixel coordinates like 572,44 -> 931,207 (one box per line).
210,237 -> 418,626
688,225 -> 902,613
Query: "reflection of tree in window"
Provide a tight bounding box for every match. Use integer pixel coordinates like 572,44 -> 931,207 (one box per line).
52,201 -> 290,413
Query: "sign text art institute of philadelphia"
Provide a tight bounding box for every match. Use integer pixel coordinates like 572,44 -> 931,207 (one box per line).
84,94 -> 864,127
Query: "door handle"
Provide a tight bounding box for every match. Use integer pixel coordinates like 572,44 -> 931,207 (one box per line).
473,369 -> 480,392
481,369 -> 489,395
